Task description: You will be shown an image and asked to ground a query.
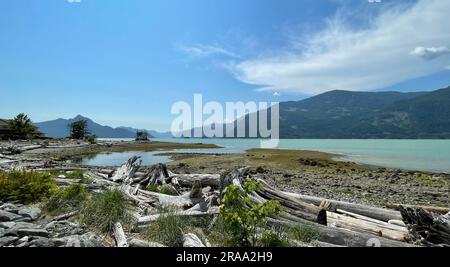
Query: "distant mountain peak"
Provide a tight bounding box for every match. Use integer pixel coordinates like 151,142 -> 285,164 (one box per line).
73,115 -> 90,121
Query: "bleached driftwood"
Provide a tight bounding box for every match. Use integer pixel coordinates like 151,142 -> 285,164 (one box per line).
113,222 -> 128,247
111,156 -> 141,183
138,207 -> 220,226
282,191 -> 403,222
326,211 -> 409,241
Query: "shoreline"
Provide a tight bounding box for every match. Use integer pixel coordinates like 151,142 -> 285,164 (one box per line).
1,139 -> 449,208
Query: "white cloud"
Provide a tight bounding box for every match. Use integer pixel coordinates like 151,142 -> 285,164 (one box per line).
273,92 -> 281,97
67,0 -> 81,3
179,44 -> 240,59
230,0 -> 450,94
410,46 -> 450,60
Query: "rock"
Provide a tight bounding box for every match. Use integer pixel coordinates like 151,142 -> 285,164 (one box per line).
17,228 -> 50,238
0,236 -> 19,247
0,210 -> 22,222
0,203 -> 19,214
18,207 -> 42,221
1,221 -> 40,230
183,233 -> 205,247
128,238 -> 166,247
29,237 -> 54,247
0,228 -> 4,237
57,175 -> 66,179
65,233 -> 104,247
45,221 -> 84,238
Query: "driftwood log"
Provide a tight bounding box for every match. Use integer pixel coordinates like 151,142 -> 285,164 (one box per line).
399,206 -> 450,246
269,218 -> 417,247
113,222 -> 128,247
111,156 -> 141,183
282,191 -> 403,222
70,158 -> 449,247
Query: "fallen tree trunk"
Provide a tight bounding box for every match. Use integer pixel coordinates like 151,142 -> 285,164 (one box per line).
256,184 -> 327,225
326,211 -> 409,241
282,191 -> 402,222
269,218 -> 417,247
137,189 -> 195,209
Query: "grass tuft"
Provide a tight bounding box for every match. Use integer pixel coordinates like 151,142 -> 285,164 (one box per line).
79,189 -> 135,233
45,184 -> 89,215
289,224 -> 320,243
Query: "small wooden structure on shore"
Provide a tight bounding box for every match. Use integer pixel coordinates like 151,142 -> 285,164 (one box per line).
135,130 -> 149,141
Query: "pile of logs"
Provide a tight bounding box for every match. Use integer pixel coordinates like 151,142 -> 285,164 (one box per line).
53,156 -> 449,247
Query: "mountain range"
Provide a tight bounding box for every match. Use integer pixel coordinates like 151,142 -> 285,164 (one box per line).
186,85 -> 450,139
277,86 -> 450,138
35,115 -> 169,139
34,86 -> 450,139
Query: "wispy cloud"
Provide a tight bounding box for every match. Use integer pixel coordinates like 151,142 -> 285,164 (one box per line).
229,0 -> 450,94
410,46 -> 450,60
67,0 -> 81,3
179,44 -> 241,59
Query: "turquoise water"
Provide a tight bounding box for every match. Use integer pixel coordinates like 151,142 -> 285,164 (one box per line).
81,151 -> 172,166
93,138 -> 450,173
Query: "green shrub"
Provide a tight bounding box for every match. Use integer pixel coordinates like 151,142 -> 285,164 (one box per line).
0,171 -> 57,203
79,189 -> 135,233
259,229 -> 290,247
145,209 -> 186,247
45,184 -> 89,214
289,224 -> 320,243
220,178 -> 283,247
85,135 -> 97,144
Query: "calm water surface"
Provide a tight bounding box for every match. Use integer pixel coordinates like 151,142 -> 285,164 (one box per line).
87,138 -> 450,173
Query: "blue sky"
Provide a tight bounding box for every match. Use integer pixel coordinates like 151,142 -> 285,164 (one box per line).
0,0 -> 449,131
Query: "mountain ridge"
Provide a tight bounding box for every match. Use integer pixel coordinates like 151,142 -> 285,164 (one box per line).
34,86 -> 450,139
